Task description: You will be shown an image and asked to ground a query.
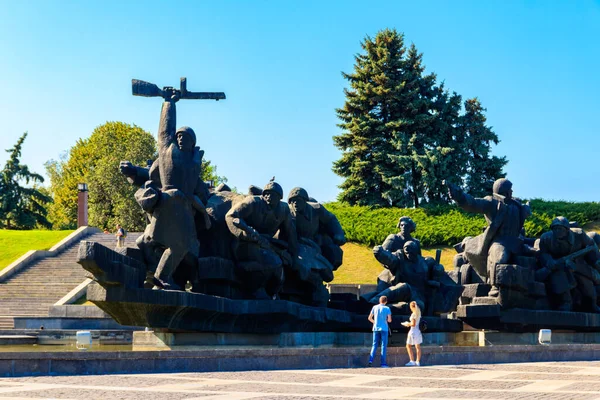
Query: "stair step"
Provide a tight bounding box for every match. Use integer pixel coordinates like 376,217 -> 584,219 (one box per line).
0,232 -> 140,319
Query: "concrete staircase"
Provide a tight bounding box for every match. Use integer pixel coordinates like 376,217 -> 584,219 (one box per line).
0,232 -> 140,329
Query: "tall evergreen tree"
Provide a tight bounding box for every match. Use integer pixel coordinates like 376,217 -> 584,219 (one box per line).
334,30 -> 440,208
460,98 -> 507,197
0,133 -> 52,229
418,85 -> 464,204
333,28 -> 406,207
334,29 -> 507,207
383,44 -> 439,208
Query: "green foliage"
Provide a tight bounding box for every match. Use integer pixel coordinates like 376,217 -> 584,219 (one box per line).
45,122 -> 156,230
333,29 -> 420,207
45,121 -> 228,230
0,133 -> 52,229
460,98 -> 507,198
201,159 -> 228,187
326,202 -> 485,247
523,199 -> 600,237
326,200 -> 600,247
333,29 -> 507,208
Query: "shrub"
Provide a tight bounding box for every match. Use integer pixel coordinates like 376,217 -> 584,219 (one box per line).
326,200 -> 600,247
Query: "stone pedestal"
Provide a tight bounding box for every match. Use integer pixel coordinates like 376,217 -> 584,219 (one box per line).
132,330 -> 458,349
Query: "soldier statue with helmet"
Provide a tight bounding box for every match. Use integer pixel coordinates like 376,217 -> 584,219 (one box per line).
287,187 -> 346,273
372,216 -> 420,294
535,216 -> 600,312
284,187 -> 346,306
367,240 -> 452,315
127,85 -> 212,291
225,179 -> 298,299
446,178 -> 531,297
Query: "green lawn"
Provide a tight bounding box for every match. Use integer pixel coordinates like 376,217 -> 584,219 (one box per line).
332,242 -> 456,284
332,221 -> 600,285
0,230 -> 74,271
583,220 -> 600,233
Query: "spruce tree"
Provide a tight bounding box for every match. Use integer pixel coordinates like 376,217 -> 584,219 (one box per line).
333,29 -> 407,207
0,133 -> 52,229
460,98 -> 507,197
418,86 -> 464,204
334,30 -> 507,207
334,30 -> 442,208
383,44 -> 440,208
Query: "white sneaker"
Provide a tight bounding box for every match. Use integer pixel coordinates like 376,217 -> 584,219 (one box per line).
415,361 -> 421,366
405,361 -> 416,366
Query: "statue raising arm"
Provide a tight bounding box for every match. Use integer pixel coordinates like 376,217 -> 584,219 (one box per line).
446,181 -> 495,216
158,87 -> 180,155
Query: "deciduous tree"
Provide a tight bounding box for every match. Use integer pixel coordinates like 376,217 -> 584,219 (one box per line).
45,122 -> 156,230
45,122 -> 228,230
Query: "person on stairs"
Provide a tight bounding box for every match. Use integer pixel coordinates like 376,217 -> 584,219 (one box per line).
115,224 -> 126,248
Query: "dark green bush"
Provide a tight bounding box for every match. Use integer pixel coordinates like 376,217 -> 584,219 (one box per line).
326,200 -> 600,247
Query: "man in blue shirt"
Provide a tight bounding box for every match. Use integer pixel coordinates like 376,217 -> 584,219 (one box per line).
368,295 -> 392,367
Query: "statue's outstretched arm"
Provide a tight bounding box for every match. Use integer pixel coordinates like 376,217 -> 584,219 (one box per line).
226,199 -> 259,241
447,182 -> 492,215
119,161 -> 150,187
157,88 -> 179,154
373,245 -> 403,271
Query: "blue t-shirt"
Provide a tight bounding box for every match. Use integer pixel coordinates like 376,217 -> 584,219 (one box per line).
370,304 -> 391,332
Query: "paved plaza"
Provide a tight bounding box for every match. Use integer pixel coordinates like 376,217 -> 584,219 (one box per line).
0,361 -> 600,399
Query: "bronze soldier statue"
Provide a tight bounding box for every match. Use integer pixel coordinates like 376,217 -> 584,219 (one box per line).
132,88 -> 210,290
536,216 -> 600,312
121,78 -> 221,290
288,187 -> 346,274
381,216 -> 421,253
369,241 -> 445,314
285,187 -> 346,306
373,216 -> 420,293
446,178 -> 531,297
225,180 -> 298,299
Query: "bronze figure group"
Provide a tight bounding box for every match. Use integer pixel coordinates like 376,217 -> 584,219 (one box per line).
120,80 -> 346,307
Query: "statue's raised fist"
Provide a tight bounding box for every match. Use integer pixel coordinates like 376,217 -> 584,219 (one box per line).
161,86 -> 180,102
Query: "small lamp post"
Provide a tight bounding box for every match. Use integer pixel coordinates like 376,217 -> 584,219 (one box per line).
77,183 -> 89,228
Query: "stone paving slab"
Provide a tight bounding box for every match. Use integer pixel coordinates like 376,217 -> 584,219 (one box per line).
1,360 -> 600,399
329,366 -> 478,378
191,371 -> 343,383
362,377 -> 531,390
4,343 -> 600,377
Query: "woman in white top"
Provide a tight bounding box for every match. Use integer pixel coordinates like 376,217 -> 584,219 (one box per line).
403,301 -> 423,366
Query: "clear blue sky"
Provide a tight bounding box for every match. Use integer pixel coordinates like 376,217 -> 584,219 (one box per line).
0,1 -> 599,203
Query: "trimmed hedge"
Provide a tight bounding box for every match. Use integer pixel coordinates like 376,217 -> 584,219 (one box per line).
326,200 -> 600,248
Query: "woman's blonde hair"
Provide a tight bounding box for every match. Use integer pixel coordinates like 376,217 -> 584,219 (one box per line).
410,301 -> 421,320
